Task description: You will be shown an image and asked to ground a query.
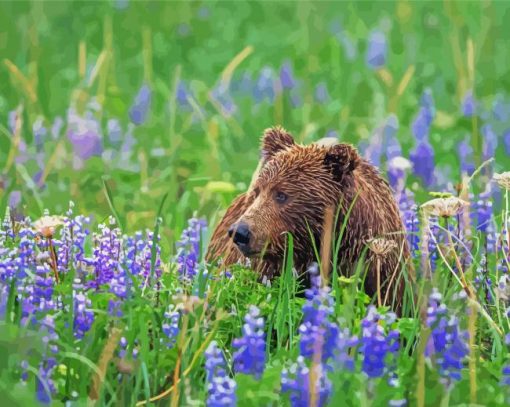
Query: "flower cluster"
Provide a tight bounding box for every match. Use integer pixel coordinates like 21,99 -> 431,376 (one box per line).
360,306 -> 400,379
162,306 -> 180,348
233,305 -> 266,379
205,341 -> 237,407
281,356 -> 331,407
426,289 -> 469,385
176,217 -> 207,281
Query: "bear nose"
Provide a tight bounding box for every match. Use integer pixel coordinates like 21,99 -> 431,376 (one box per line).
228,222 -> 251,247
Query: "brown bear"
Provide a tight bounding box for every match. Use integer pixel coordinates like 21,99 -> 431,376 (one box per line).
206,126 -> 411,312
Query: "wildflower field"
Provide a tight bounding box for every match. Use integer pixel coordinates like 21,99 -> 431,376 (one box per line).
1,1 -> 510,406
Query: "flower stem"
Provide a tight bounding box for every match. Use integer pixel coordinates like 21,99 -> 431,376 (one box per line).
47,237 -> 60,284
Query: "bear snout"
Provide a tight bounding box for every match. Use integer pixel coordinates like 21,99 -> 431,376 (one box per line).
228,222 -> 252,254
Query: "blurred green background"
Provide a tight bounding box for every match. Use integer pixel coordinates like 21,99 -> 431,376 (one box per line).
1,0 -> 509,249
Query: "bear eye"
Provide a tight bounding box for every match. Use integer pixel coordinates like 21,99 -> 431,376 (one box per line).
274,191 -> 288,204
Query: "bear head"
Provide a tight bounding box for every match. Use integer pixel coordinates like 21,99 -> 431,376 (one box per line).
228,126 -> 361,262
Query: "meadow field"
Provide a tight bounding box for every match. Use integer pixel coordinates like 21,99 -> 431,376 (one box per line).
1,1 -> 510,406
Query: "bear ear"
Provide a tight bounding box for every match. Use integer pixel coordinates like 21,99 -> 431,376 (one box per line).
261,126 -> 295,161
323,143 -> 360,182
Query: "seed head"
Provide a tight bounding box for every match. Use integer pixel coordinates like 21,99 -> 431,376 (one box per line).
366,238 -> 398,257
493,172 -> 510,190
421,197 -> 469,218
33,216 -> 64,238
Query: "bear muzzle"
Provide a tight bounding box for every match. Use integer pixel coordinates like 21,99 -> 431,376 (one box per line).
228,222 -> 253,255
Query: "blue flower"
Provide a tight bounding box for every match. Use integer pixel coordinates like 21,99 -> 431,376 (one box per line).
458,139 -> 475,175
281,356 -> 331,407
426,289 -> 469,385
314,82 -> 330,104
280,61 -> 296,90
398,190 -> 420,255
411,89 -> 435,142
298,264 -> 338,363
67,107 -> 103,162
253,67 -> 276,103
73,292 -> 94,339
366,30 -> 387,69
205,341 -> 236,407
176,217 -> 207,281
162,306 -> 180,348
360,306 -> 399,379
462,90 -> 476,117
384,114 -> 401,161
504,129 -> 510,155
409,139 -> 435,187
473,189 -> 494,233
482,124 -> 497,160
211,83 -> 236,117
129,83 -> 152,125
233,305 -> 266,379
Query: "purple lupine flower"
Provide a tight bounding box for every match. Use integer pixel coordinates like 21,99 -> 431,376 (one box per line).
176,81 -> 192,108
108,299 -> 123,318
67,107 -> 103,162
409,139 -> 435,187
280,61 -> 296,90
162,306 -> 180,348
314,82 -> 330,104
177,23 -> 191,37
8,190 -> 22,211
118,336 -> 128,359
289,88 -> 303,108
330,20 -> 357,61
92,217 -> 121,286
458,139 -> 475,175
462,90 -> 476,117
504,129 -> 510,155
387,156 -> 411,195
384,114 -> 401,161
34,315 -> 59,404
8,109 -> 18,134
17,225 -> 37,279
205,341 -> 237,407
411,89 -> 435,142
107,119 -> 123,145
399,190 -> 420,255
176,217 -> 207,281
211,83 -> 236,117
281,356 -> 331,407
73,291 -> 94,339
129,83 -> 152,125
482,124 -> 498,160
493,95 -> 510,122
366,30 -> 387,69
197,6 -> 210,19
20,264 -> 55,326
473,188 -> 493,233
360,306 -> 399,379
333,328 -> 359,371
426,289 -> 469,385
233,305 -> 266,379
0,283 -> 8,319
33,117 -> 47,147
502,364 -> 510,386
364,125 -> 384,168
231,72 -> 253,96
51,116 -> 64,140
298,264 -> 339,363
253,67 -> 276,103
